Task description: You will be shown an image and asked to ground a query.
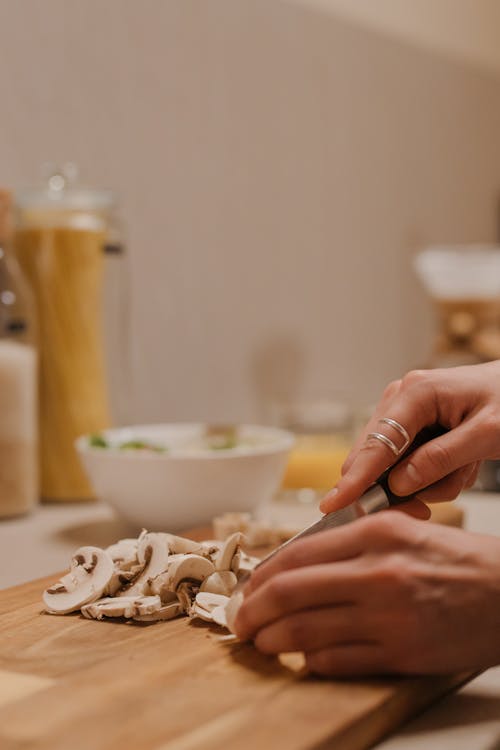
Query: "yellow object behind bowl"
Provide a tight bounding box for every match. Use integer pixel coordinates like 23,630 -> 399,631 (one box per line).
282,434 -> 351,491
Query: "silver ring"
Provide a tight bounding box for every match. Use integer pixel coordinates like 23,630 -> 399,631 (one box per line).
366,432 -> 400,457
378,418 -> 410,453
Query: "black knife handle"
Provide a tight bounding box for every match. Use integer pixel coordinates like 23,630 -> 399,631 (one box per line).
376,423 -> 448,506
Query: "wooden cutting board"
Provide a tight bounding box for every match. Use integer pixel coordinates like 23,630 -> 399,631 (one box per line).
0,508 -> 472,750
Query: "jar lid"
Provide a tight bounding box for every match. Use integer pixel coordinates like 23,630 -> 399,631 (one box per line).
16,163 -> 115,214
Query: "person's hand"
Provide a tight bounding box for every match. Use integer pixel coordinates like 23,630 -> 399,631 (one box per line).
233,512 -> 500,676
320,361 -> 500,517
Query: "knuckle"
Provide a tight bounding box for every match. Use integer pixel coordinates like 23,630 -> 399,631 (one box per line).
382,379 -> 402,401
420,440 -> 454,475
401,369 -> 430,389
360,511 -> 413,543
480,412 -> 500,444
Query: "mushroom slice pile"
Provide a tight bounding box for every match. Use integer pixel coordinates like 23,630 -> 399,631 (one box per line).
43,526 -> 260,632
43,547 -> 114,614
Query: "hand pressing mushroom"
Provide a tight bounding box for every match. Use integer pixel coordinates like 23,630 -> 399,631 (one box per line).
43,547 -> 115,614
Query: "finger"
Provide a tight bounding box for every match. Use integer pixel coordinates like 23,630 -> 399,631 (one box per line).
392,497 -> 431,519
306,644 -> 387,677
340,380 -> 403,476
389,417 -> 492,496
244,522 -> 368,595
465,462 -> 480,489
254,604 -> 364,655
235,562 -> 363,640
320,398 -> 439,514
412,464 -> 478,503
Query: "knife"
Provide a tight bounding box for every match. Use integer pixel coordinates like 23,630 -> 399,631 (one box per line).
245,423 -> 447,574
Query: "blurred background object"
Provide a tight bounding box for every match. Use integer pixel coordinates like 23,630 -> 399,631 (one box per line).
2,0 -> 500,505
2,0 -> 500,429
275,398 -> 353,493
414,245 -> 500,368
0,190 -> 38,517
14,165 -> 129,501
75,423 -> 294,530
414,245 -> 500,491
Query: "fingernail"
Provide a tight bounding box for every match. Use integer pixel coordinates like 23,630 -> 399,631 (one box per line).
390,462 -> 422,495
319,487 -> 337,512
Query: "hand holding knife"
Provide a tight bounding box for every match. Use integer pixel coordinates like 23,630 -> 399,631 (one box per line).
242,423 -> 447,577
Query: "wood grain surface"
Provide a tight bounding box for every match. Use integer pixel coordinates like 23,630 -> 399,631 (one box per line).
0,509 -> 472,750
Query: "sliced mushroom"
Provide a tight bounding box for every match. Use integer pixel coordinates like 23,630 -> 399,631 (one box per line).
211,605 -> 228,628
43,547 -> 115,615
81,595 -> 162,620
105,538 -> 139,569
194,592 -> 230,613
148,554 -> 196,602
215,532 -> 241,572
165,533 -> 204,555
118,532 -> 170,597
200,571 -> 237,596
160,554 -> 215,593
225,590 -> 244,634
232,550 -> 260,578
176,581 -> 199,612
198,540 -> 223,564
190,592 -> 230,623
189,603 -> 214,622
133,601 -> 183,622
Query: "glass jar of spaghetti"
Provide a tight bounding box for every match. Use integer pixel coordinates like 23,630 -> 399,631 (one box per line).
14,164 -> 129,501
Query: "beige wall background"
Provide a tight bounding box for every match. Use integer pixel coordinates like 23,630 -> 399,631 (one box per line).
302,0 -> 500,73
1,0 -> 500,425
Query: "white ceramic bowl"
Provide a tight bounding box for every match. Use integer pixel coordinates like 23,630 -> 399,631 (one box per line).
76,423 -> 294,531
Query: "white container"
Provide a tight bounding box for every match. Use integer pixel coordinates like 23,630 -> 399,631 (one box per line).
0,340 -> 37,517
0,189 -> 38,518
76,423 -> 294,531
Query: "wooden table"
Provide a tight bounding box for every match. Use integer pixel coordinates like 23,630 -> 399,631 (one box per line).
0,499 -> 486,750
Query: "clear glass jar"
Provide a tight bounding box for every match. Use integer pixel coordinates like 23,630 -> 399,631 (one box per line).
14,165 -> 129,501
0,189 -> 38,517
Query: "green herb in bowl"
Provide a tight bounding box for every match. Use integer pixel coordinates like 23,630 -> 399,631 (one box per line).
119,440 -> 166,453
88,433 -> 109,449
